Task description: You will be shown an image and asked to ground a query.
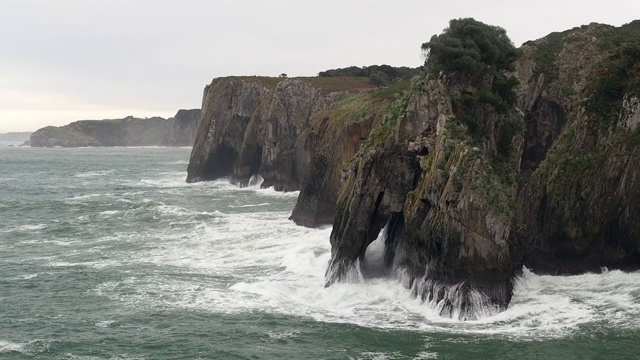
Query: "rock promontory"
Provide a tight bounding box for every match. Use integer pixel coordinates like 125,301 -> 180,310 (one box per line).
187,19 -> 640,319
186,76 -> 381,192
30,109 -> 201,147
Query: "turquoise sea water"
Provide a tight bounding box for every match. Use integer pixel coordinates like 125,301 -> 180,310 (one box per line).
1,146 -> 639,359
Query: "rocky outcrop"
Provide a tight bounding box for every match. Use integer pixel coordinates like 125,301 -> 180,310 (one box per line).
30,109 -> 200,147
516,23 -> 640,274
185,76 -> 374,190
326,73 -> 524,319
320,21 -> 640,319
290,89 -> 404,227
186,21 -> 640,319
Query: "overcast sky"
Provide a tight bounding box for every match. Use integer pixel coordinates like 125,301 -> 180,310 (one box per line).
1,0 -> 638,132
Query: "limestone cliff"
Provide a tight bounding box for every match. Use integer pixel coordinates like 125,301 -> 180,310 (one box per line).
185,76 -> 375,190
290,82 -> 410,226
186,20 -> 639,319
321,20 -> 640,319
30,109 -> 200,147
515,22 -> 640,274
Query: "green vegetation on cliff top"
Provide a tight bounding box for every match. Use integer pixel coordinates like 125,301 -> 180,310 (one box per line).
584,20 -> 640,127
318,65 -> 421,87
423,18 -> 522,159
220,76 -> 375,95
320,78 -> 413,132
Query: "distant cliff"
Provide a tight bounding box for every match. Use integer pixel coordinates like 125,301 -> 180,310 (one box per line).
0,132 -> 32,143
30,109 -> 200,147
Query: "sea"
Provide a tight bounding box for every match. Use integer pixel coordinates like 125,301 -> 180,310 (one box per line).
1,145 -> 639,359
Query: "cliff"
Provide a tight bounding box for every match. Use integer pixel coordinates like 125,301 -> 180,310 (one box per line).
30,109 -> 200,147
321,20 -> 640,319
185,76 -> 376,190
186,20 -> 640,320
516,23 -> 640,274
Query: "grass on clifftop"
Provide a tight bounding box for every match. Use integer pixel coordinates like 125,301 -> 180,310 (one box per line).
229,76 -> 375,95
300,78 -> 414,136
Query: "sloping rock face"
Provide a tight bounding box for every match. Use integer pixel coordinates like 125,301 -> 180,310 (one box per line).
185,77 -> 370,190
30,109 -> 200,147
322,21 -> 640,319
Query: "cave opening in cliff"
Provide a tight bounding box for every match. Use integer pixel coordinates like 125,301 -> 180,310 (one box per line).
203,144 -> 237,180
361,213 -> 404,279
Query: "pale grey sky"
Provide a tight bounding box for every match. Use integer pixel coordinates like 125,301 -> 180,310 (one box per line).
1,0 -> 638,132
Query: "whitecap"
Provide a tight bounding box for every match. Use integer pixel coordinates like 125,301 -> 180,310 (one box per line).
94,320 -> 116,328
73,170 -> 114,178
66,193 -> 114,201
0,340 -> 23,353
15,273 -> 39,280
6,224 -> 47,232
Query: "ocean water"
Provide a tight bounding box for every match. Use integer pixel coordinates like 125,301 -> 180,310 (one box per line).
1,146 -> 639,360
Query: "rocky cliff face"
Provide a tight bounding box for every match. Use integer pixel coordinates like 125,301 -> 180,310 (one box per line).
515,23 -> 640,274
186,21 -> 639,320
185,76 -> 374,191
321,21 -> 640,319
326,73 -> 524,319
30,109 -> 200,147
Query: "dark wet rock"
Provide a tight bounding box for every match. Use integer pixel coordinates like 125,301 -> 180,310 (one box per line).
186,76 -> 373,192
324,22 -> 640,318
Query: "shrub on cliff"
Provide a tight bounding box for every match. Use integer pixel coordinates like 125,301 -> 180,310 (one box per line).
422,18 -> 519,79
423,18 -> 521,159
318,65 -> 421,87
584,20 -> 640,125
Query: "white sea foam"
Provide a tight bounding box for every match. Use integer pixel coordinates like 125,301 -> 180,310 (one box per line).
74,170 -> 115,178
354,352 -> 404,360
3,223 -> 47,233
228,203 -> 271,208
94,320 -> 116,328
0,340 -> 23,353
66,193 -> 115,201
90,208 -> 640,340
15,273 -> 39,280
0,339 -> 51,355
50,166 -> 638,340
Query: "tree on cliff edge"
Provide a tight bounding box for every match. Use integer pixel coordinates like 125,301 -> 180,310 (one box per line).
422,18 -> 519,79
